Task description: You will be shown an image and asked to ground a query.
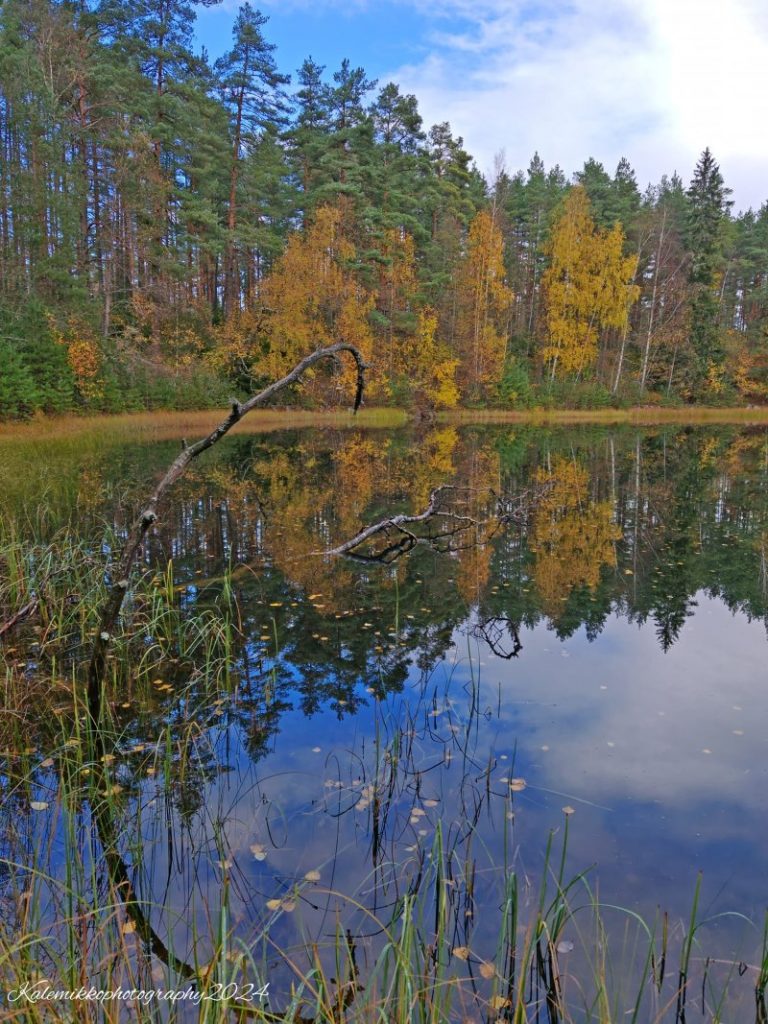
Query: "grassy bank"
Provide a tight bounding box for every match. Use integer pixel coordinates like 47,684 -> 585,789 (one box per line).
441,405 -> 768,426
0,406 -> 408,445
3,405 -> 768,446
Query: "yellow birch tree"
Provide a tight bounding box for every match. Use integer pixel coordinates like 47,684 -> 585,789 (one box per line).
541,187 -> 639,379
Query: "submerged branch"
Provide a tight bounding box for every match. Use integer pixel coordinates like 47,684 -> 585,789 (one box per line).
323,481 -> 553,563
324,485 -> 455,557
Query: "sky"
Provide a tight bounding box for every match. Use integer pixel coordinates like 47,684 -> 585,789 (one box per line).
194,0 -> 768,213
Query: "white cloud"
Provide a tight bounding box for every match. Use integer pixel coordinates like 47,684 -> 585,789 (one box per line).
390,0 -> 768,210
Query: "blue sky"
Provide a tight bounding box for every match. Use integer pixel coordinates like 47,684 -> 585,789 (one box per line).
194,0 -> 768,213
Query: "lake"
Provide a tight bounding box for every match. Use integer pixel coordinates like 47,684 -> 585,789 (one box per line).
1,418 -> 767,1021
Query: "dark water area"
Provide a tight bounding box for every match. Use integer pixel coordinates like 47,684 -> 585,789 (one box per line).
2,421 -> 768,1019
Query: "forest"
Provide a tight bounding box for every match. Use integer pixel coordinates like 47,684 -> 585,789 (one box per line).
2,0 -> 768,418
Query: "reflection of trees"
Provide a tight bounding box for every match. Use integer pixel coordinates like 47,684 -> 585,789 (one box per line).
530,458 -> 622,620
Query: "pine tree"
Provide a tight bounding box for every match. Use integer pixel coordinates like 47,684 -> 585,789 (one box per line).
215,4 -> 289,315
686,148 -> 732,392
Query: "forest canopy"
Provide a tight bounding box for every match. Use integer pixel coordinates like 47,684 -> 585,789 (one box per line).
2,0 -> 768,417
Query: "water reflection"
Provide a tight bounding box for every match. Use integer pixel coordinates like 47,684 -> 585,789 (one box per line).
2,422 -> 768,1018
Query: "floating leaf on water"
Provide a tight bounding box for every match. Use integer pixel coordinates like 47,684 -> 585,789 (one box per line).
562,806 -> 575,816
304,870 -> 321,882
40,758 -> 54,769
250,844 -> 267,861
556,940 -> 574,954
509,778 -> 526,792
30,801 -> 48,811
479,962 -> 496,980
452,946 -> 471,961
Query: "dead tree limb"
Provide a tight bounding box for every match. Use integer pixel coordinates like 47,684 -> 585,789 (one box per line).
324,486 -> 454,557
87,343 -> 368,722
323,481 -> 554,563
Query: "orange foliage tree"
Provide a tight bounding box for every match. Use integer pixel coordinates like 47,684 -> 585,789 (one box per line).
212,205 -> 377,402
452,210 -> 513,402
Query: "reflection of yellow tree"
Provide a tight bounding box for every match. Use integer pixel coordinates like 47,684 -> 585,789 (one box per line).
531,458 -> 621,617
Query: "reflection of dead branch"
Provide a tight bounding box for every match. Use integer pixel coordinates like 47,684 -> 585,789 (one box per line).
470,617 -> 523,659
325,482 -> 553,564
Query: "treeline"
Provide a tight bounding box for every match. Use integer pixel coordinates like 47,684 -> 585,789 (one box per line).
2,0 -> 768,418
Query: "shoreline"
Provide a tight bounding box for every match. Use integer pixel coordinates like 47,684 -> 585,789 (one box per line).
3,404 -> 768,443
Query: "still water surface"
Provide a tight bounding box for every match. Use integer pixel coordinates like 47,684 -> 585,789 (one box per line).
2,420 -> 768,1017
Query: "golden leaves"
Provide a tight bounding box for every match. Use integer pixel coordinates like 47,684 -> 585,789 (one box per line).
541,186 -> 639,378
453,210 -> 513,399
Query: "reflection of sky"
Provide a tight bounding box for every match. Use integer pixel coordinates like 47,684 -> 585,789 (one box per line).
136,589 -> 768,989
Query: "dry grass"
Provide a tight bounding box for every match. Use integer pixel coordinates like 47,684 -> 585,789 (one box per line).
0,407 -> 408,444
4,405 -> 768,445
440,405 -> 768,426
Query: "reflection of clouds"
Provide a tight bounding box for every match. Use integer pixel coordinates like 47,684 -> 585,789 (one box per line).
143,593 -> 768,954
483,594 -> 768,811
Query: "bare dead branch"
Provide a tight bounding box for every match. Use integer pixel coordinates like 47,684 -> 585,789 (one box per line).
322,482 -> 553,564
323,486 -> 455,557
